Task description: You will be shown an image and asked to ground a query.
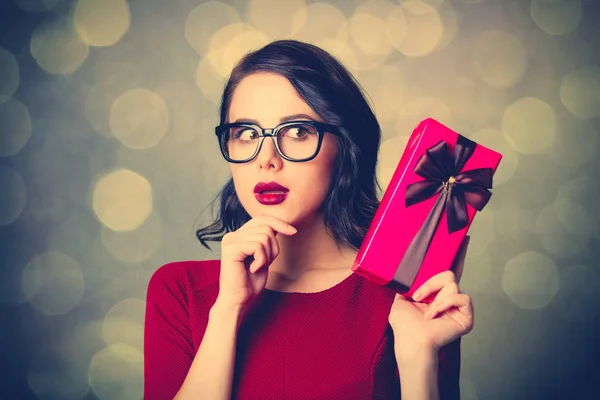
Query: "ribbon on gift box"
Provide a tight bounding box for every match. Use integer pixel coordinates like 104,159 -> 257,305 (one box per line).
389,135 -> 494,293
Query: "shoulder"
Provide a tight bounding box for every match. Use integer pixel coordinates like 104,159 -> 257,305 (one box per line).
147,259 -> 221,301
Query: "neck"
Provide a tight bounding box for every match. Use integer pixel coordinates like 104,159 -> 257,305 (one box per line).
268,213 -> 357,282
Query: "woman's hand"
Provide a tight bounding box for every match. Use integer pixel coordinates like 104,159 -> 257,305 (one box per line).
217,214 -> 297,310
388,269 -> 474,358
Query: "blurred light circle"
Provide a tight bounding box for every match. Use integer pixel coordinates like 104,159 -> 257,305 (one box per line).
460,251 -> 493,294
386,6 -> 409,49
376,135 -> 410,191
21,252 -> 85,316
248,0 -> 307,39
535,201 -> 591,258
0,47 -> 19,101
196,55 -> 226,105
391,0 -> 443,57
315,39 -> 359,77
109,88 -> 169,149
0,165 -> 27,226
400,0 -> 445,7
350,0 -> 398,56
556,177 -> 600,237
501,97 -> 556,154
206,23 -> 270,78
103,298 -> 145,354
0,97 -> 32,157
155,81 -> 207,145
92,169 -> 153,232
88,344 -> 144,400
431,1 -> 459,51
470,128 -> 518,186
463,210 -> 494,257
73,0 -> 130,47
530,0 -> 581,36
30,16 -> 89,75
559,66 -> 600,119
470,29 -> 527,88
349,13 -> 392,56
555,265 -> 600,323
221,30 -> 271,77
292,2 -> 348,45
502,251 -> 559,310
100,211 -> 162,263
359,65 -> 407,124
28,353 -> 89,400
185,1 -> 241,56
395,97 -> 452,136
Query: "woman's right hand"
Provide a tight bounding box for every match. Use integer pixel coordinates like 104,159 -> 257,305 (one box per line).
216,214 -> 297,310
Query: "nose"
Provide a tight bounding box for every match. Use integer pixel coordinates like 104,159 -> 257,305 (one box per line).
255,136 -> 283,170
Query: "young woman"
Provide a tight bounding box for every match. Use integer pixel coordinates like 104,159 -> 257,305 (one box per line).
144,39 -> 473,400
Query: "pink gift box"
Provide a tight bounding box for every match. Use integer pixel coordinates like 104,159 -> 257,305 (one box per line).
351,118 -> 503,302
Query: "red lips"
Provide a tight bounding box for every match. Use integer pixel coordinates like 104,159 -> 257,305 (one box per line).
253,181 -> 289,194
253,181 -> 289,205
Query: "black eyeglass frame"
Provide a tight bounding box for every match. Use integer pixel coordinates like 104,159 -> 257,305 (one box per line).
214,120 -> 341,163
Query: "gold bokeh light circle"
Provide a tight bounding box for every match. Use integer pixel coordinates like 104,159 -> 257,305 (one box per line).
535,200 -> 591,258
92,169 -> 153,232
206,23 -> 270,78
100,211 -> 162,263
73,0 -> 131,47
185,1 -> 241,56
391,0 -> 443,57
470,128 -> 518,186
0,165 -> 27,226
103,298 -> 146,354
530,0 -> 581,36
501,97 -> 556,154
21,251 -> 85,316
502,251 -> 559,310
109,88 -> 169,149
559,66 -> 600,119
30,16 -> 89,75
88,344 -> 144,400
0,47 -> 19,101
248,0 -> 307,39
470,29 -> 528,88
0,97 -> 32,157
291,2 -> 349,45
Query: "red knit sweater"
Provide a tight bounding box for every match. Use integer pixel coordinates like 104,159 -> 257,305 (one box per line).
144,260 -> 461,399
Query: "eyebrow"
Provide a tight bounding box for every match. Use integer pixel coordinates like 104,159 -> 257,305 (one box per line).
232,113 -> 319,125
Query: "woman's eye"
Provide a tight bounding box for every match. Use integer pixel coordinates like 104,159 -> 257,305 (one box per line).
233,128 -> 258,140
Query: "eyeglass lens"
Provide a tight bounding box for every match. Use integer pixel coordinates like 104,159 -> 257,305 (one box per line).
223,123 -> 320,161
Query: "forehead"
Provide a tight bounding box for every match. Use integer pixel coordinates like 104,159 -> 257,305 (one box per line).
228,72 -> 320,125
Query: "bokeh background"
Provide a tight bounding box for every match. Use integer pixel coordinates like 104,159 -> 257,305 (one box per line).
1,0 -> 599,398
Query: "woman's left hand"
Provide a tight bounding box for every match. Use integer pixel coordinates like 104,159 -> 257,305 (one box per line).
388,269 -> 474,355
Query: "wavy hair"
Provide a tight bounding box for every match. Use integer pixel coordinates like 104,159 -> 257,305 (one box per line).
196,39 -> 382,251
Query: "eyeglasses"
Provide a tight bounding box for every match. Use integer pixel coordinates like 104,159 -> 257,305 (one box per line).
215,120 -> 340,163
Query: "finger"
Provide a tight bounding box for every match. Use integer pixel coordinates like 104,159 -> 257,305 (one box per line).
412,270 -> 457,301
242,215 -> 297,236
247,241 -> 269,274
238,226 -> 280,261
426,280 -> 460,313
232,230 -> 275,264
425,293 -> 473,321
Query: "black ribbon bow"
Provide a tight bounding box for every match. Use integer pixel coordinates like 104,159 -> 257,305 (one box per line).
386,135 -> 494,294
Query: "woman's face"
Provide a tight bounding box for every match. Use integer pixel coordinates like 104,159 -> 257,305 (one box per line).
227,72 -> 338,227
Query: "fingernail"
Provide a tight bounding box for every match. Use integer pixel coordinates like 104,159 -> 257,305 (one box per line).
288,225 -> 297,233
413,292 -> 422,301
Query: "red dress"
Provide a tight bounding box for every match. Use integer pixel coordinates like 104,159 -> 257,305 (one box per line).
144,260 -> 461,399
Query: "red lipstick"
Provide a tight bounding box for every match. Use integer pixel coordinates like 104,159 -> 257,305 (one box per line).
253,181 -> 289,205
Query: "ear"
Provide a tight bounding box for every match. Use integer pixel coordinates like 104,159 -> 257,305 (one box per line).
450,235 -> 470,284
